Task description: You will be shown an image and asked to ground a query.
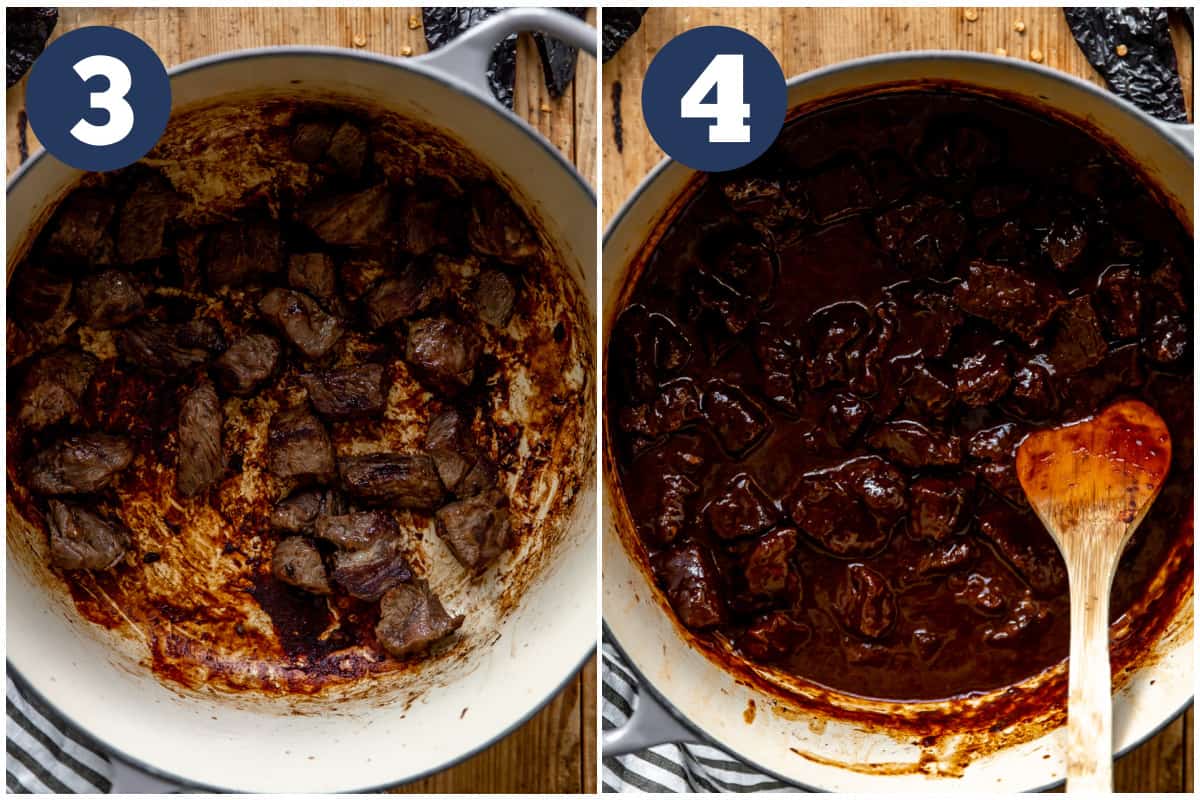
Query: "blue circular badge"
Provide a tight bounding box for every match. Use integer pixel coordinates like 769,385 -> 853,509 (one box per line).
26,26 -> 171,172
641,26 -> 787,173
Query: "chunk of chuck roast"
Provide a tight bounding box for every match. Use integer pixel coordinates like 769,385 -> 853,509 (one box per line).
271,537 -> 332,595
405,316 -> 482,396
471,269 -> 517,327
258,288 -> 344,360
204,220 -> 283,287
27,434 -> 134,495
363,261 -> 443,329
434,488 -> 511,574
318,512 -> 413,601
270,489 -> 346,534
339,453 -> 445,510
17,349 -> 98,431
836,563 -> 897,639
118,175 -> 178,263
654,540 -> 725,630
75,270 -> 145,328
789,456 -> 907,556
424,408 -> 497,498
467,184 -> 538,263
299,183 -> 392,247
46,499 -> 131,571
301,363 -> 387,419
119,318 -> 227,376
287,253 -> 341,313
176,381 -> 224,497
267,408 -> 335,483
376,580 -> 465,658
45,190 -> 116,263
212,334 -> 281,396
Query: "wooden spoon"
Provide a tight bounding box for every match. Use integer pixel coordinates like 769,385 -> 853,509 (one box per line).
1016,399 -> 1172,793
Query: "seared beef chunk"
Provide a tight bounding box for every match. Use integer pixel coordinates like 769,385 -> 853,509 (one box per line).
789,456 -> 907,556
376,581 -> 465,658
270,489 -> 345,534
301,363 -> 387,419
46,500 -> 130,571
291,119 -> 336,163
267,408 -> 335,483
904,362 -> 955,419
405,316 -> 482,396
288,253 -> 340,312
45,190 -> 115,262
618,379 -> 702,439
472,269 -> 517,327
737,611 -> 811,661
655,540 -> 725,629
330,533 -> 413,602
1143,312 -> 1188,365
326,121 -> 369,179
339,453 -> 445,510
754,322 -> 802,413
27,433 -> 133,495
807,158 -> 876,225
76,270 -> 145,328
1042,211 -> 1088,271
364,261 -> 442,328
424,409 -> 497,498
271,536 -> 332,594
1095,267 -> 1143,339
118,175 -> 177,263
954,340 -> 1011,407
976,502 -> 1067,596
828,391 -> 872,445
743,527 -> 800,599
872,194 -> 966,274
1047,296 -> 1108,375
654,474 -> 698,544
315,510 -> 397,550
965,422 -> 1026,462
983,594 -> 1050,645
176,381 -> 224,497
953,261 -> 1065,344
17,349 -> 98,431
916,538 -> 977,577
467,184 -> 537,262
949,570 -> 1009,617
119,318 -> 227,376
9,266 -> 73,324
434,489 -> 511,573
909,476 -> 970,541
806,302 -> 871,388
299,183 -> 392,247
1008,359 -> 1057,418
887,289 -> 963,360
836,564 -> 896,639
204,220 -> 283,287
866,419 -> 961,467
212,334 -> 281,395
707,473 -> 780,540
258,288 -> 344,359
395,192 -> 451,255
701,381 -> 769,455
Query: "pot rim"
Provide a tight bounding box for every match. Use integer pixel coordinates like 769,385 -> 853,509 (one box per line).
7,45 -> 597,792
602,49 -> 1194,790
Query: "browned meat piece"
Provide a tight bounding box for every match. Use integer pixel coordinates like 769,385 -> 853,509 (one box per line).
953,261 -> 1065,344
1046,296 -> 1107,376
828,391 -> 871,445
965,422 -> 1026,462
339,453 -> 445,510
721,173 -> 808,238
654,474 -> 698,544
737,611 -> 811,661
467,184 -> 537,262
212,334 -> 281,396
691,270 -> 759,335
9,266 -> 73,324
301,363 -> 387,419
701,380 -> 769,455
909,476 -> 971,541
905,363 -> 955,419
789,456 -> 907,556
983,594 -> 1050,645
271,536 -> 331,594
331,536 -> 413,601
806,302 -> 871,388
654,540 -> 725,629
1143,312 -> 1188,365
268,408 -> 335,483
955,342 -> 1011,407
949,570 -> 1009,617
976,502 -> 1067,596
916,538 -> 977,577
707,473 -> 780,540
1008,359 -> 1057,419
705,241 -> 776,303
919,122 -> 997,179
617,379 -> 702,439
434,489 -> 511,573
806,158 -> 876,224
376,581 -> 465,658
176,381 -> 224,497
424,409 -> 497,499
204,220 -> 283,287
75,270 -> 144,328
404,316 -> 482,396
866,419 -> 961,468
363,261 -> 443,328
395,191 -> 451,255
1095,267 -> 1143,339
743,527 -> 799,598
836,563 -> 896,639
873,194 -> 966,274
610,305 -> 658,401
1041,211 -> 1088,271
270,489 -> 345,534
288,253 -> 340,312
45,190 -> 115,262
888,289 -> 964,360
258,288 -> 344,360
315,510 -> 397,550
326,121 -> 369,179
971,183 -> 1030,219
27,433 -> 133,495
119,318 -> 227,375
291,119 -> 335,162
16,349 -> 97,431
472,269 -> 516,327
46,500 -> 130,571
754,322 -> 802,413
117,175 -> 177,263
299,183 -> 392,247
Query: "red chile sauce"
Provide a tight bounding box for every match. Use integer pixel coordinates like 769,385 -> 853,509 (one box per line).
608,90 -> 1193,701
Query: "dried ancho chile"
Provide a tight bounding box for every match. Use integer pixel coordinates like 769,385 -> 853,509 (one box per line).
423,7 -> 517,108
7,7 -> 57,87
602,7 -> 646,62
533,8 -> 588,98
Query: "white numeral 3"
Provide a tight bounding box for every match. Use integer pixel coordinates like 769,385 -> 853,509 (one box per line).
70,54 -> 135,146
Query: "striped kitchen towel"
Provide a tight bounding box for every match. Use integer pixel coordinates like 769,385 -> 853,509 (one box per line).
6,676 -> 112,793
601,641 -> 800,793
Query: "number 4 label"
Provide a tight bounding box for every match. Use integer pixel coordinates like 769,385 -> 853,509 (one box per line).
681,54 -> 751,143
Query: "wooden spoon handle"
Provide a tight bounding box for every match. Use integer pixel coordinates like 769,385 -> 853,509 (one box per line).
1065,559 -> 1115,793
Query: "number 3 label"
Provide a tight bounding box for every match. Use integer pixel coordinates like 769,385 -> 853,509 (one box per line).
70,54 -> 135,146
680,54 -> 751,143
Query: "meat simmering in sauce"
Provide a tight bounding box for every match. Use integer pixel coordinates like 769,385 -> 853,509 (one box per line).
609,91 -> 1193,701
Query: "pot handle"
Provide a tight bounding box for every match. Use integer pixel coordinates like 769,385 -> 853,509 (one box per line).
419,8 -> 596,103
1154,120 -> 1194,156
107,756 -> 182,794
602,685 -> 698,757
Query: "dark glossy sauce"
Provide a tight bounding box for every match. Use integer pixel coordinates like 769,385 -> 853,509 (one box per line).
609,91 -> 1193,701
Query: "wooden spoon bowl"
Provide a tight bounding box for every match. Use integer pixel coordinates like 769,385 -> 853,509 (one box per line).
1016,399 -> 1172,793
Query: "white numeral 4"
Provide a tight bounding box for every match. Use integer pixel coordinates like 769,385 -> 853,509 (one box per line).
680,53 -> 751,143
70,54 -> 135,146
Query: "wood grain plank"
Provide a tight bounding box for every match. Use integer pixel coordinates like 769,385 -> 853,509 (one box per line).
601,7 -> 1193,793
581,654 -> 599,792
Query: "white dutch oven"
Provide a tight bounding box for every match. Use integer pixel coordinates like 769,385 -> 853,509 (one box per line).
602,52 -> 1193,792
7,9 -> 597,792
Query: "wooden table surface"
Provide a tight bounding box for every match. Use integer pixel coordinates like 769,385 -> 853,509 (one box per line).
602,6 -> 1193,794
6,7 -> 597,794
